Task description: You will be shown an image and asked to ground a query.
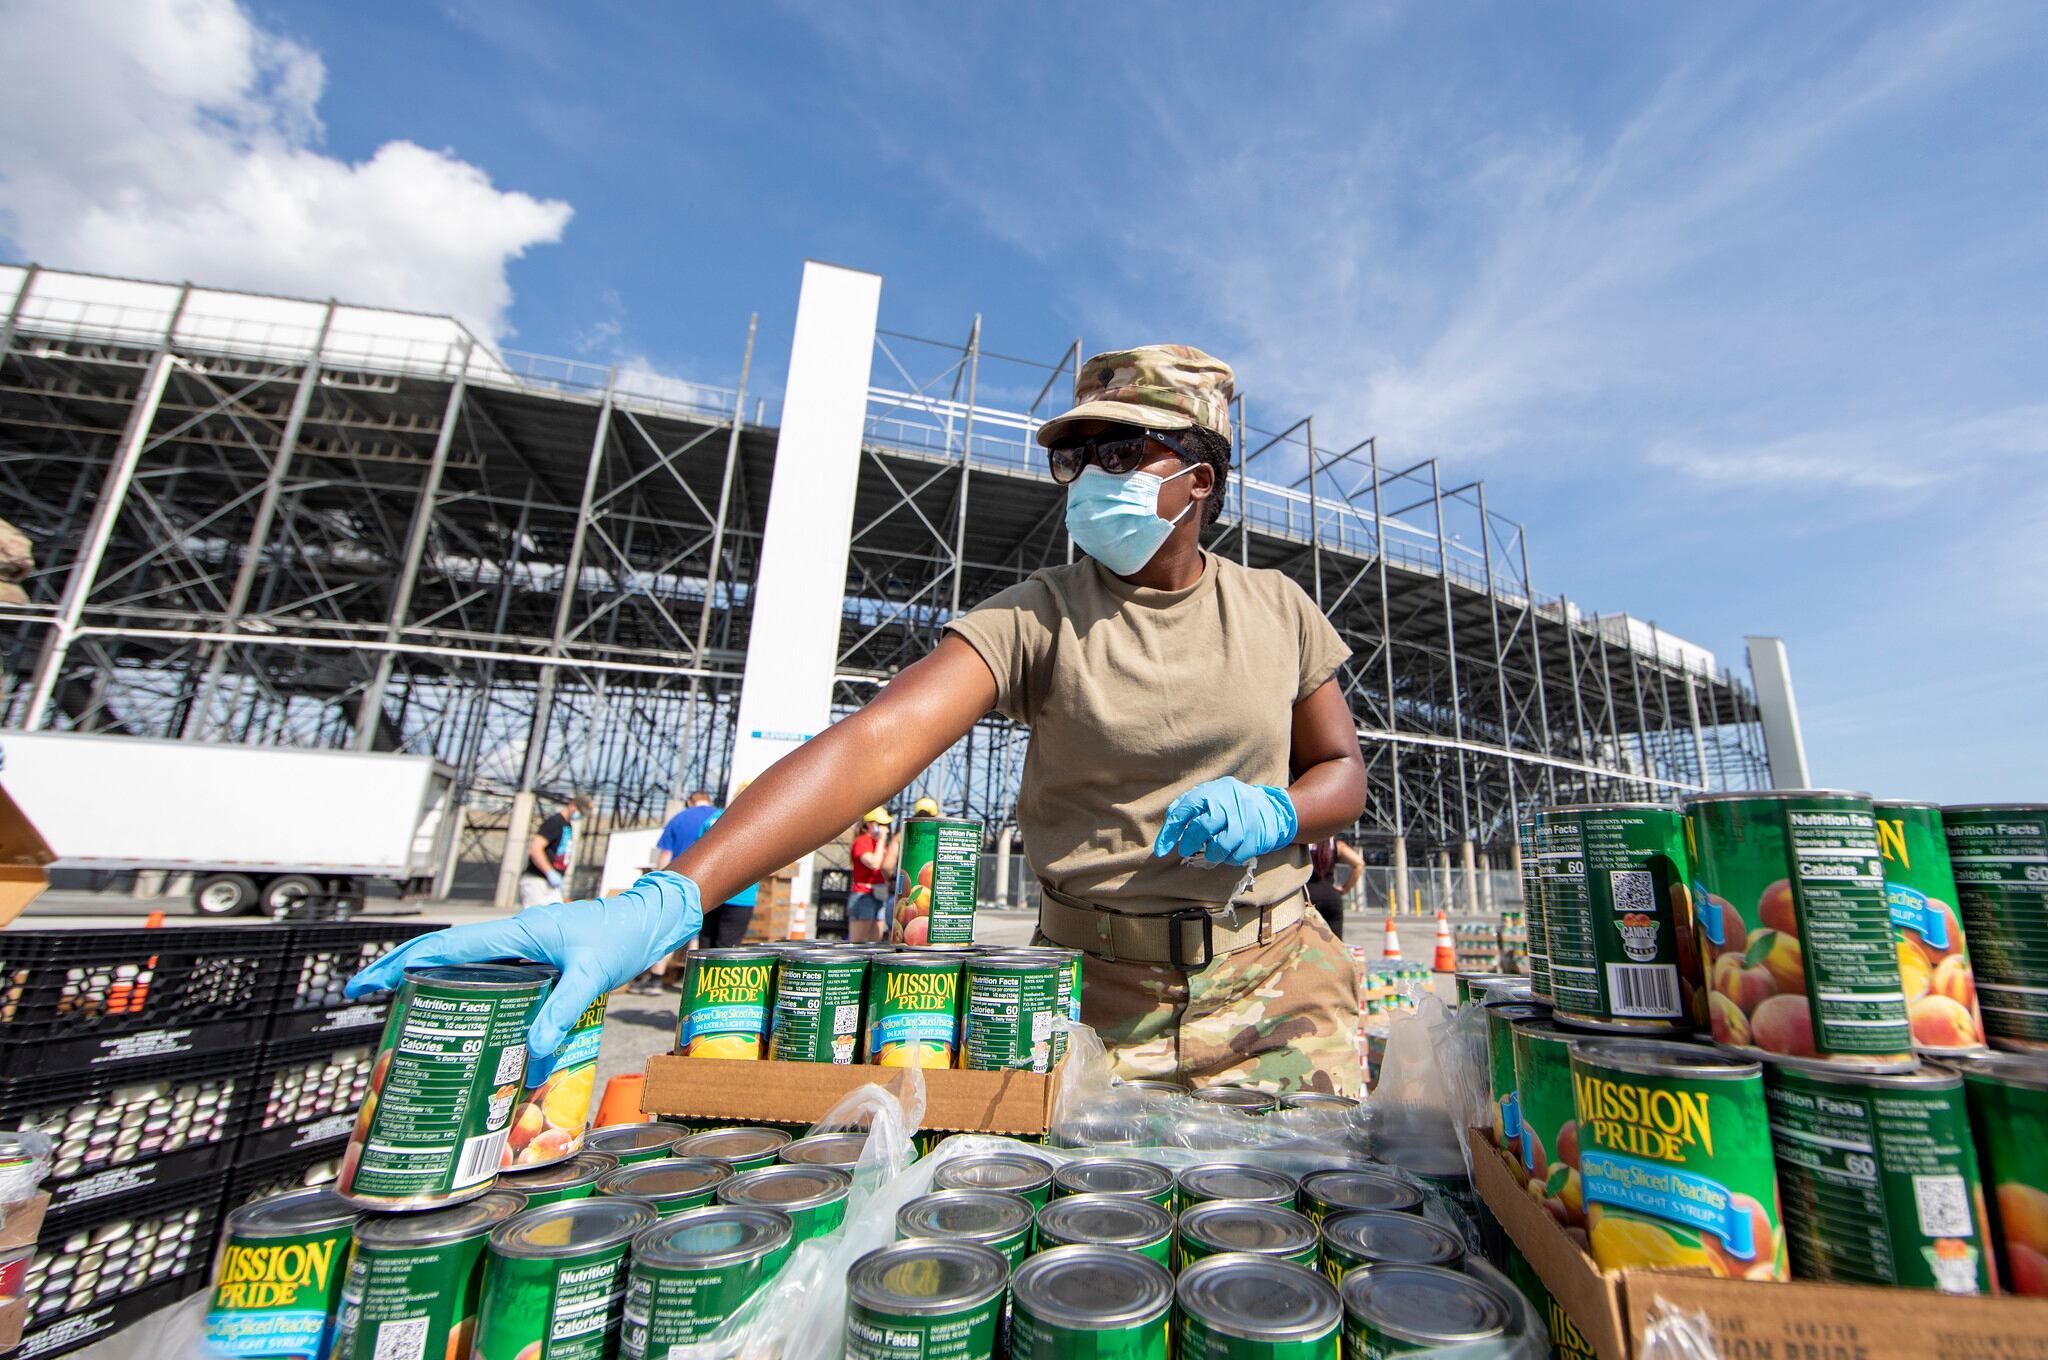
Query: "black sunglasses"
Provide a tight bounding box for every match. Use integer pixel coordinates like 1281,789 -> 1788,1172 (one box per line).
1047,429 -> 1195,485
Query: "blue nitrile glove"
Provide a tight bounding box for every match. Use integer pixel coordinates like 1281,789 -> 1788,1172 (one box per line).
1152,778 -> 1298,866
345,871 -> 702,1055
545,869 -> 564,889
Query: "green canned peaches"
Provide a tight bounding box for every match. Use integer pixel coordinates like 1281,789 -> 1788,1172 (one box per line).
1571,1038 -> 1787,1280
864,954 -> 962,1068
769,949 -> 867,1064
677,948 -> 777,1060
472,1196 -> 658,1360
844,1238 -> 1008,1360
1537,804 -> 1698,1033
1874,802 -> 1989,1055
1175,1254 -> 1339,1360
1689,791 -> 1914,1070
1762,1057 -> 1992,1292
1009,1245 -> 1171,1360
1510,1017 -> 1587,1249
620,1205 -> 793,1355
204,1187 -> 359,1359
1958,1051 -> 2048,1296
1942,805 -> 2048,1054
1520,815 -> 1553,1004
333,1190 -> 522,1360
893,818 -> 983,948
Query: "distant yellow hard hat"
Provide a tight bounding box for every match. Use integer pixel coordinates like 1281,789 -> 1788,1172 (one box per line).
863,808 -> 893,825
913,797 -> 940,817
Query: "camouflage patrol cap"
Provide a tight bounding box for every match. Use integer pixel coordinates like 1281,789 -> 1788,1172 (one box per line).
1035,344 -> 1235,447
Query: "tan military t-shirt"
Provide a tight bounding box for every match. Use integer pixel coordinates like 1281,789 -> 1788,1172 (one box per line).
943,551 -> 1351,916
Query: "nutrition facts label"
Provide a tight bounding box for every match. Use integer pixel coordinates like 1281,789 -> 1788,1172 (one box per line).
355,987 -> 533,1197
1784,808 -> 1911,1055
1538,817 -> 1600,1019
1945,811 -> 2048,1045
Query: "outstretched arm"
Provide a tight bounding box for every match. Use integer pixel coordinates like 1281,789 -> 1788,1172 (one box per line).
351,638 -> 998,1051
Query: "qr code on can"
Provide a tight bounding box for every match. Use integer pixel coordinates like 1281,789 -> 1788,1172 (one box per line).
1913,1174 -> 1971,1238
493,1044 -> 525,1085
373,1316 -> 428,1360
1611,870 -> 1654,912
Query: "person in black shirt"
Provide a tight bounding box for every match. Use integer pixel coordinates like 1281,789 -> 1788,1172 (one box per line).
519,794 -> 592,907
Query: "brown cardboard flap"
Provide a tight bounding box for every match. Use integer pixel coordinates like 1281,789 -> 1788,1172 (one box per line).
1621,1269 -> 2048,1360
0,1194 -> 46,1252
1469,1127 -> 1631,1360
1471,1125 -> 2048,1360
0,788 -> 53,926
643,1055 -> 1063,1136
0,1296 -> 25,1353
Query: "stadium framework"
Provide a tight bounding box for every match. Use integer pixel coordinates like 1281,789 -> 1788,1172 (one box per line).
0,263 -> 1771,909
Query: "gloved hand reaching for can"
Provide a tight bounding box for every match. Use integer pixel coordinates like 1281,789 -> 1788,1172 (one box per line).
345,871 -> 703,1054
1152,777 -> 1298,867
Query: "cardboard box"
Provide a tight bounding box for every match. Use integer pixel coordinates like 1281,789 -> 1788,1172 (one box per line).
1469,1126 -> 2048,1360
643,1055 -> 1064,1137
0,787 -> 54,926
0,1297 -> 24,1354
0,1194 -> 47,1252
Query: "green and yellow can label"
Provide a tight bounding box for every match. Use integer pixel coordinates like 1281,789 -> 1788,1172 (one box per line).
1571,1040 -> 1787,1280
1875,803 -> 1988,1055
894,818 -> 982,948
1538,805 -> 1695,1032
1510,1018 -> 1587,1246
1764,1061 -> 1991,1292
678,949 -> 776,1060
1959,1054 -> 2048,1297
1502,1242 -> 1596,1360
962,956 -> 1062,1072
205,1223 -> 353,1356
511,993 -> 608,1170
1690,793 -> 1913,1067
473,1247 -> 633,1360
864,955 -> 961,1068
769,952 -> 868,1064
1942,806 -> 2048,1052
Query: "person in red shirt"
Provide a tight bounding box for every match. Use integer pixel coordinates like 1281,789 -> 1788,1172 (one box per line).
847,808 -> 899,942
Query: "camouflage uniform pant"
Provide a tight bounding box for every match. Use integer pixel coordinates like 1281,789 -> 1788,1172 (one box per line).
1035,910 -> 1362,1096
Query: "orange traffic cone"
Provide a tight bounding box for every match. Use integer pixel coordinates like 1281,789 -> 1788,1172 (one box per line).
1432,911 -> 1457,972
1380,915 -> 1402,960
594,1073 -> 648,1127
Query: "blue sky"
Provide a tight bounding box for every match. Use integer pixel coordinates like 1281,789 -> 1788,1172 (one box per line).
3,2 -> 2043,800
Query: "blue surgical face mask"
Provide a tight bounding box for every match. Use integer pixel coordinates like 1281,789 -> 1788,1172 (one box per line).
1064,462 -> 1198,576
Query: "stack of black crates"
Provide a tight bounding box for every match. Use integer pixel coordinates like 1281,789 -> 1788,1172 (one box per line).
0,921 -> 438,1358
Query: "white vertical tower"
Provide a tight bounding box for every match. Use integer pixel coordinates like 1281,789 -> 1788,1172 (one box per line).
727,262 -> 883,923
1744,636 -> 1811,789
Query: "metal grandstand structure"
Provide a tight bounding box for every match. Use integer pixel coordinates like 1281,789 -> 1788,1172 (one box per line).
0,263 -> 1770,902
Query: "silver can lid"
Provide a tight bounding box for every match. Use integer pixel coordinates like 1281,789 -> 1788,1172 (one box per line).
1321,1210 -> 1464,1268
1300,1168 -> 1424,1215
595,1157 -> 731,1204
1189,1087 -> 1275,1115
674,1127 -> 793,1164
584,1122 -> 688,1156
490,1196 -> 657,1259
354,1191 -> 522,1248
1176,1254 -> 1340,1342
1011,1244 -> 1172,1329
630,1205 -> 791,1270
932,1152 -> 1054,1197
1052,1158 -> 1173,1200
895,1189 -> 1033,1244
1340,1263 -> 1510,1346
1176,1162 -> 1298,1205
778,1132 -> 870,1169
1179,1200 -> 1318,1259
225,1186 -> 358,1238
847,1238 -> 1008,1316
1573,1036 -> 1761,1082
716,1164 -> 851,1213
1033,1193 -> 1173,1250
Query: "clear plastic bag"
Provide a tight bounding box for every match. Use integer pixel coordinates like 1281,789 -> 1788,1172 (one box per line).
1636,1296 -> 1724,1359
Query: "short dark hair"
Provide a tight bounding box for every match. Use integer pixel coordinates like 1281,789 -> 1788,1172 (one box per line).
568,794 -> 594,814
1178,426 -> 1232,527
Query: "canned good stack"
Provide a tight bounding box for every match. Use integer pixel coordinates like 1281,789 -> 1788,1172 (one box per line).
675,942 -> 1082,1073
1471,794 -> 2048,1299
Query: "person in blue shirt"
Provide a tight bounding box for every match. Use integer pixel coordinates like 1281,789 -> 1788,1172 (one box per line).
656,791 -> 758,943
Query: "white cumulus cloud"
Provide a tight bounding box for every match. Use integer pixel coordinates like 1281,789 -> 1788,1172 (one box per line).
0,0 -> 571,339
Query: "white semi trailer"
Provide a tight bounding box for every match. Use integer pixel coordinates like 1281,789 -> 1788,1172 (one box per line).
0,731 -> 456,915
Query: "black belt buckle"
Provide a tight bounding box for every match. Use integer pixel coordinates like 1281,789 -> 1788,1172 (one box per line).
1167,908 -> 1214,970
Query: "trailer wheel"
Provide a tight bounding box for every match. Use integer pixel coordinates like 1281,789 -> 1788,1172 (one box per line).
263,874 -> 324,918
193,873 -> 259,917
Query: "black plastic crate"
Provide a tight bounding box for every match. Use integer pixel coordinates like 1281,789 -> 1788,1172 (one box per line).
240,1030 -> 375,1162
1,1050 -> 255,1212
26,1179 -> 220,1336
0,928 -> 287,1076
222,1135 -> 349,1211
17,1268 -> 208,1360
265,920 -> 441,1041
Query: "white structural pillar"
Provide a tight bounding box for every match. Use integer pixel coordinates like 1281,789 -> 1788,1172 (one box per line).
1391,839 -> 1409,916
1461,840 -> 1478,914
728,262 -> 884,918
1744,636 -> 1811,789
